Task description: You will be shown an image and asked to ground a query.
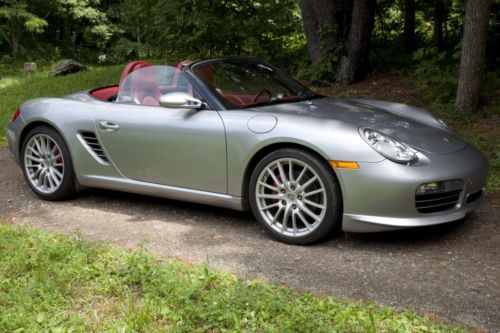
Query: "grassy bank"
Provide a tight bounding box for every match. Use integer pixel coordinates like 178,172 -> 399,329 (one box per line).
0,224 -> 470,332
0,65 -> 122,142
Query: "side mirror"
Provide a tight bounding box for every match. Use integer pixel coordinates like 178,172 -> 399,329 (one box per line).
159,92 -> 204,109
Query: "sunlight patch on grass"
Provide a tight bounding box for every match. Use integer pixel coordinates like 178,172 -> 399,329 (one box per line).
0,76 -> 25,89
0,224 -> 471,332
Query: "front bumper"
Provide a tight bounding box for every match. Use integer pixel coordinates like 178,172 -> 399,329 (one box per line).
336,145 -> 488,232
6,121 -> 19,163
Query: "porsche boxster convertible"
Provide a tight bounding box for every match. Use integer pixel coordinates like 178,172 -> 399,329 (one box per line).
6,57 -> 488,244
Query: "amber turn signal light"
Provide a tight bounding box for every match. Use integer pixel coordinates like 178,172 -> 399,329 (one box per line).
329,160 -> 359,169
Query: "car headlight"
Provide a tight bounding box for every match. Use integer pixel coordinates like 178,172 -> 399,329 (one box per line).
361,128 -> 418,163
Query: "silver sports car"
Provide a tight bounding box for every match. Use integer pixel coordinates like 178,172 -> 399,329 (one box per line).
6,57 -> 488,244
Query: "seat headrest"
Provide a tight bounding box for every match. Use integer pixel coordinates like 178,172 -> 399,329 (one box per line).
120,60 -> 152,84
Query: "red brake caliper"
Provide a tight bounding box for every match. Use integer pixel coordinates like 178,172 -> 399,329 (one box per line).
54,148 -> 63,167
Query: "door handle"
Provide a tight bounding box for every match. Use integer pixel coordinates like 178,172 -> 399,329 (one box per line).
99,120 -> 120,132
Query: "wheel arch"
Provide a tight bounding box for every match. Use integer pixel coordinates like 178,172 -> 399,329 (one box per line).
241,142 -> 343,206
18,120 -> 74,165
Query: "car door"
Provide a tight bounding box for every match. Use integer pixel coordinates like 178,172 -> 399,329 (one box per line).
95,103 -> 227,194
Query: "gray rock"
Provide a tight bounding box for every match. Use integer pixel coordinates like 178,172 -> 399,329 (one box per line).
49,59 -> 87,77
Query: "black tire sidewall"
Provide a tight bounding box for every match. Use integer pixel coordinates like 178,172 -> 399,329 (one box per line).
249,148 -> 342,245
21,126 -> 75,201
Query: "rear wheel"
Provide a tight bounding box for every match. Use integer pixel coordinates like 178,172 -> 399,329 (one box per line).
21,126 -> 75,200
249,148 -> 342,244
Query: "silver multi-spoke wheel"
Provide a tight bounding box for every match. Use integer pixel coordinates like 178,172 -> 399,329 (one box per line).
24,134 -> 65,194
255,157 -> 328,238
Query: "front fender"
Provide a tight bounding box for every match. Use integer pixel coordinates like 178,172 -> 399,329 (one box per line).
220,109 -> 384,197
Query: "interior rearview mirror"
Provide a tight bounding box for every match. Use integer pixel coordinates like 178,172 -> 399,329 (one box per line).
159,92 -> 204,109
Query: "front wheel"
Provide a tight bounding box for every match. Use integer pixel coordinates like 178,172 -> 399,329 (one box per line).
21,126 -> 75,200
249,148 -> 342,244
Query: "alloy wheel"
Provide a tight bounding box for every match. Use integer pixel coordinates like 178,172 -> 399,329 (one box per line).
255,158 -> 327,238
24,134 -> 65,194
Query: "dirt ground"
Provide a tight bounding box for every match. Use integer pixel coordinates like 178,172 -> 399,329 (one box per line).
1,148 -> 499,332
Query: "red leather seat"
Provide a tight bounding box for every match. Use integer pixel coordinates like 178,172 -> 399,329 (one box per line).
195,65 -> 214,85
120,60 -> 152,84
176,60 -> 193,70
130,68 -> 161,106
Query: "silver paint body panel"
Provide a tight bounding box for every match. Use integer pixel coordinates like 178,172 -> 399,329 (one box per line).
7,81 -> 489,233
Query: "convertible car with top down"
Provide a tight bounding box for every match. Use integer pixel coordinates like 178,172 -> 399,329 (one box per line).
6,57 -> 488,244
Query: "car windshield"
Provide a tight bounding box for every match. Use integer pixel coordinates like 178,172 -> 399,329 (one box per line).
191,59 -> 321,109
116,65 -> 193,106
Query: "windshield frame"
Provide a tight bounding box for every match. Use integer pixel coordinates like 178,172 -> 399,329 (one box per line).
188,57 -> 323,110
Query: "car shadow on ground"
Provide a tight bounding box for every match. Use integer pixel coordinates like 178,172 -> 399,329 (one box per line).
72,187 -> 470,248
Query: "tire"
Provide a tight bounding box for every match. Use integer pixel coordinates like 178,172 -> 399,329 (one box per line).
21,126 -> 75,201
249,148 -> 342,245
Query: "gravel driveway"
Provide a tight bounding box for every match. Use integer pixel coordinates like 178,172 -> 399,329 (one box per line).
1,148 -> 498,332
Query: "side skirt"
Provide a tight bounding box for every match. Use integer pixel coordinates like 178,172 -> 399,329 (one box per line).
78,175 -> 245,211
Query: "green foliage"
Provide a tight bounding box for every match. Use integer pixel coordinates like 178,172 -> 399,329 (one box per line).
0,1 -> 47,34
0,0 -> 117,62
296,55 -> 338,83
0,64 -> 122,142
406,48 -> 459,106
0,0 -> 304,66
114,0 -> 304,65
0,224 -> 472,332
0,0 -> 48,59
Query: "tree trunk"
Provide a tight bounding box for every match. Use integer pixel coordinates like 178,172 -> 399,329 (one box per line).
454,0 -> 492,112
433,0 -> 445,51
336,0 -> 376,83
403,0 -> 416,53
11,31 -> 20,61
300,0 -> 336,63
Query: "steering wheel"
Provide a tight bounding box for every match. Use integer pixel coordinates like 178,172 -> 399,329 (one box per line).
251,89 -> 272,103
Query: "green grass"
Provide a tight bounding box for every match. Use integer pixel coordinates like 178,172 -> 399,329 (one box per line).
0,224 -> 470,332
0,65 -> 122,142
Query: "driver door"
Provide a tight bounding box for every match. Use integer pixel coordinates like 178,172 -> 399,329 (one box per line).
96,103 -> 227,194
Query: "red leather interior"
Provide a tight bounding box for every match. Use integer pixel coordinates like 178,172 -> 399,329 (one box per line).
119,60 -> 152,84
171,60 -> 194,95
130,69 -> 161,106
176,60 -> 193,69
90,60 -> 277,107
196,65 -> 214,85
91,60 -> 154,102
90,86 -> 119,101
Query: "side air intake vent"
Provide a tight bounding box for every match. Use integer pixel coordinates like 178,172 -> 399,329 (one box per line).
78,131 -> 109,164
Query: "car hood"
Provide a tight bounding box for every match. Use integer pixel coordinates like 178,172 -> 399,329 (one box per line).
258,97 -> 468,155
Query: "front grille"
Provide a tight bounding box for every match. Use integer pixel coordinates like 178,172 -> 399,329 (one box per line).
78,131 -> 109,163
466,189 -> 483,204
415,190 -> 461,213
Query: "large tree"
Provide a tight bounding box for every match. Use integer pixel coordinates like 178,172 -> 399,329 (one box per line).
300,0 -> 375,84
300,0 -> 352,64
403,0 -> 416,53
336,0 -> 376,83
433,0 -> 445,51
454,0 -> 492,112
